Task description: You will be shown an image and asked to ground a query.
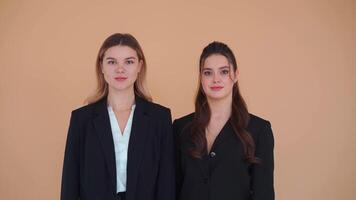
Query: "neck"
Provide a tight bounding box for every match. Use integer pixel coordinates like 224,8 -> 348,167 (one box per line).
207,94 -> 232,120
107,87 -> 135,111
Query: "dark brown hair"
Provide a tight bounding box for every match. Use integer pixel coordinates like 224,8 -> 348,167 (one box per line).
86,33 -> 152,104
189,41 -> 259,164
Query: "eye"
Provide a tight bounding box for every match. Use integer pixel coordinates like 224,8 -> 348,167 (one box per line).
221,69 -> 230,75
107,60 -> 116,65
203,70 -> 212,76
125,60 -> 134,65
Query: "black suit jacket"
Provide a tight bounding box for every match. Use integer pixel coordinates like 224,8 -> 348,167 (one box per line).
173,113 -> 274,200
61,96 -> 175,200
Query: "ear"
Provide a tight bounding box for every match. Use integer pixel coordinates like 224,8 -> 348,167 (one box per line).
234,68 -> 239,83
138,60 -> 143,73
100,63 -> 104,74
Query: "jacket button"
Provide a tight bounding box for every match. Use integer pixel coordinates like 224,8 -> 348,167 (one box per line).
203,177 -> 209,184
210,151 -> 216,158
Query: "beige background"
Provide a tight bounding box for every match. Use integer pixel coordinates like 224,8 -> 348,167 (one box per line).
0,0 -> 355,199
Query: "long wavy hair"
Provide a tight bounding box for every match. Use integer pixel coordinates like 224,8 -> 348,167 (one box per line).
86,33 -> 152,104
189,41 -> 259,164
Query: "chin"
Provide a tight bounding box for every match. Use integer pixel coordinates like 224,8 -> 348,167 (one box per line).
206,94 -> 226,100
109,84 -> 131,92
206,91 -> 232,101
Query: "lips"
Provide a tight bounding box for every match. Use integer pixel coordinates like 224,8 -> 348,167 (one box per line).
115,77 -> 127,81
210,86 -> 223,91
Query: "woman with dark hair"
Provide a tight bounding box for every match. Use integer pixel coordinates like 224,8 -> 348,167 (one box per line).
174,41 -> 274,200
61,33 -> 175,200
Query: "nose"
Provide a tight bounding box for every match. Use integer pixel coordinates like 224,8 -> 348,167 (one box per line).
213,73 -> 221,83
115,63 -> 125,73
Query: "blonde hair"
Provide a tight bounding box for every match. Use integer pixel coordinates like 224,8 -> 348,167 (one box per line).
86,33 -> 152,104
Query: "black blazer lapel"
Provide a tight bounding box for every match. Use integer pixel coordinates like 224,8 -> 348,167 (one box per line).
195,120 -> 233,181
126,96 -> 150,200
210,121 -> 234,151
92,97 -> 117,192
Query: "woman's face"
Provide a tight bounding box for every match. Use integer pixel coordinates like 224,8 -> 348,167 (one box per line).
101,45 -> 142,93
201,54 -> 238,101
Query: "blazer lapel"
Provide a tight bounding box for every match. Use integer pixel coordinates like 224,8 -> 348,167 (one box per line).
92,97 -> 117,192
197,120 -> 233,180
126,96 -> 150,200
210,121 -> 234,151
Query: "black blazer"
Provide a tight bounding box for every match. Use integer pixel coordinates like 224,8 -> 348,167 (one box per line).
173,113 -> 274,200
61,96 -> 175,200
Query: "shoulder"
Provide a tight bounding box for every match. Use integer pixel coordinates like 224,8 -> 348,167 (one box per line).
135,97 -> 172,125
65,100 -> 105,133
143,101 -> 171,120
248,114 -> 271,129
70,100 -> 101,120
247,113 -> 274,142
172,112 -> 195,134
146,101 -> 171,115
173,112 -> 194,126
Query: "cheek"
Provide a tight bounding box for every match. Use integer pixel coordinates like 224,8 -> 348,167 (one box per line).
127,69 -> 139,79
201,78 -> 212,93
102,66 -> 113,74
200,77 -> 209,88
128,65 -> 140,75
102,72 -> 111,82
102,67 -> 115,82
201,74 -> 212,84
223,79 -> 235,91
222,75 -> 234,84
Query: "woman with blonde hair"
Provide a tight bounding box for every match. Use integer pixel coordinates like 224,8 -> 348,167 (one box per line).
61,33 -> 175,200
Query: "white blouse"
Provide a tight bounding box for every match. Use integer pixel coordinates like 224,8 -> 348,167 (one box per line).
108,105 -> 136,193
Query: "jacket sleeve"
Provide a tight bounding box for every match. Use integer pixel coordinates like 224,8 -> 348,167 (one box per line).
61,111 -> 80,200
250,121 -> 275,200
155,109 -> 175,200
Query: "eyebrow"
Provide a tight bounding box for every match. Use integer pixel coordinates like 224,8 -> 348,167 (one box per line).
125,57 -> 137,60
203,66 -> 230,70
105,57 -> 137,60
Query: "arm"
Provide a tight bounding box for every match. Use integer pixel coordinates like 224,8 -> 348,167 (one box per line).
61,112 -> 80,200
250,121 -> 275,200
155,109 -> 175,200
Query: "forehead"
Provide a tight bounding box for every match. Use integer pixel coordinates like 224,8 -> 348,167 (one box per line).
103,45 -> 138,59
203,54 -> 230,69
